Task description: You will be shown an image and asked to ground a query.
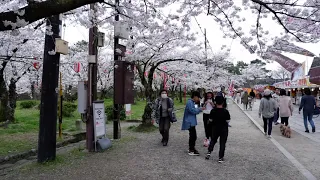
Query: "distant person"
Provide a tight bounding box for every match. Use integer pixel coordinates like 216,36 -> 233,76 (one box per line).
272,89 -> 280,125
279,89 -> 293,126
205,96 -> 230,163
181,91 -> 205,156
202,92 -> 215,147
259,89 -> 277,138
241,91 -> 249,110
152,89 -> 176,146
249,89 -> 256,99
299,88 -> 316,133
236,91 -> 241,104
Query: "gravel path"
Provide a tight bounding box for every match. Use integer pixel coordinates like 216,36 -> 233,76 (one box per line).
4,103 -> 305,180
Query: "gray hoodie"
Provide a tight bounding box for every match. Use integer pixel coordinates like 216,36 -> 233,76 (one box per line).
259,97 -> 277,118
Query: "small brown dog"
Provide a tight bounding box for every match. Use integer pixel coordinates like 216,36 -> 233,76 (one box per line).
280,124 -> 291,138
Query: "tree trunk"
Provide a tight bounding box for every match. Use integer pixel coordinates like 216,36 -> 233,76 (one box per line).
0,75 -> 8,122
141,85 -> 155,126
8,78 -> 17,123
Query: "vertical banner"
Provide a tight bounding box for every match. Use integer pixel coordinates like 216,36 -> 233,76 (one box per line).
184,74 -> 187,104
163,66 -> 167,90
292,61 -> 306,81
228,81 -> 234,96
309,57 -> 320,85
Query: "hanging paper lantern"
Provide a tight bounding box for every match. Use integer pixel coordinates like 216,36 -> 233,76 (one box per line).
104,69 -> 108,73
33,62 -> 40,70
74,62 -> 81,73
153,73 -> 156,79
144,71 -> 148,77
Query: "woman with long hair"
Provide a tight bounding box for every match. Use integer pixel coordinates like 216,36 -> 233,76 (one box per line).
259,89 -> 277,138
279,89 -> 293,126
202,92 -> 214,147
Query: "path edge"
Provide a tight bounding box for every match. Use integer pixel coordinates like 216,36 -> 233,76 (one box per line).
232,100 -> 317,180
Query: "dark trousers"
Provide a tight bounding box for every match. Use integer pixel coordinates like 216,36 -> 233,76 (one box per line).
263,117 -> 274,135
203,114 -> 211,139
281,117 -> 289,126
159,117 -> 171,142
188,126 -> 197,151
273,108 -> 279,123
208,129 -> 228,159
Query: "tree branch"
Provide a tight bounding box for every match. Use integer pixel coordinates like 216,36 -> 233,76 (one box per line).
0,0 -> 107,31
251,0 -> 303,41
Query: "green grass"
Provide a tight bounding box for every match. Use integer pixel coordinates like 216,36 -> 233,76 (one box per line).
0,99 -> 185,156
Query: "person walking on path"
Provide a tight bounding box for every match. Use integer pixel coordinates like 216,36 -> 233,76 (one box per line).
241,91 -> 249,110
299,88 -> 316,133
236,91 -> 241,104
152,89 -> 176,146
279,89 -> 293,126
202,92 -> 215,147
259,89 -> 277,138
249,89 -> 256,108
205,96 -> 230,163
272,89 -> 280,125
181,91 -> 205,156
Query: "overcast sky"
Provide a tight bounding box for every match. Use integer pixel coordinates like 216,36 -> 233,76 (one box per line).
62,3 -> 320,74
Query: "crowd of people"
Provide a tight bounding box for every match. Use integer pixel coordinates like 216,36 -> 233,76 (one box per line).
235,88 -> 316,138
151,87 -> 318,163
152,89 -> 230,163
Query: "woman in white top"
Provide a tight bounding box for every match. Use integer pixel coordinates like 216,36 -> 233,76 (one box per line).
278,89 -> 293,126
203,92 -> 214,146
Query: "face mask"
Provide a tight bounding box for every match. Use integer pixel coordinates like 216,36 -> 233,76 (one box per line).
161,94 -> 168,99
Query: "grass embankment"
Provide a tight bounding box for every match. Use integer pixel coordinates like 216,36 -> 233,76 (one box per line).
0,99 -> 185,156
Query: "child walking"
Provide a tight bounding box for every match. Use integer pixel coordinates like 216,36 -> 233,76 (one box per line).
205,96 -> 230,163
181,91 -> 205,156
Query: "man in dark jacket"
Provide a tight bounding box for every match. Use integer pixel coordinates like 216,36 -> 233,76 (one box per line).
299,88 -> 316,133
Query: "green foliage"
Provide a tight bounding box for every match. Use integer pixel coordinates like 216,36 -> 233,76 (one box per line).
20,100 -> 37,109
62,102 -> 77,117
105,105 -> 126,121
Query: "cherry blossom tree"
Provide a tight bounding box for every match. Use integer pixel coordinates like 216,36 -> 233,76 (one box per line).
0,21 -> 44,123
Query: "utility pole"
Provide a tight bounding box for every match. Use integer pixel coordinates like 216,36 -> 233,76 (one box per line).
205,28 -> 208,67
38,15 -> 61,163
86,3 -> 98,152
113,0 -> 120,139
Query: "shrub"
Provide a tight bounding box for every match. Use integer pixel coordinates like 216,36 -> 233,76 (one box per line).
61,102 -> 77,117
105,105 -> 126,121
20,100 -> 37,109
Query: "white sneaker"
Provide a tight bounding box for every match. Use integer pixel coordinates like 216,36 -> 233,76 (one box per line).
267,135 -> 271,139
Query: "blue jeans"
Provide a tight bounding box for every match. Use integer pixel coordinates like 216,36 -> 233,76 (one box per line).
303,111 -> 315,131
263,117 -> 274,135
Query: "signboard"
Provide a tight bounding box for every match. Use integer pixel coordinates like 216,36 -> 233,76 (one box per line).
125,104 -> 132,116
93,101 -> 106,138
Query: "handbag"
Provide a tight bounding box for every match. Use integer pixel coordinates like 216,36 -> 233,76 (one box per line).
167,98 -> 177,122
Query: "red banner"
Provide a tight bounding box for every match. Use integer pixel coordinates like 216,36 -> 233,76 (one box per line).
263,52 -> 301,72
309,57 -> 320,85
74,62 -> 81,73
